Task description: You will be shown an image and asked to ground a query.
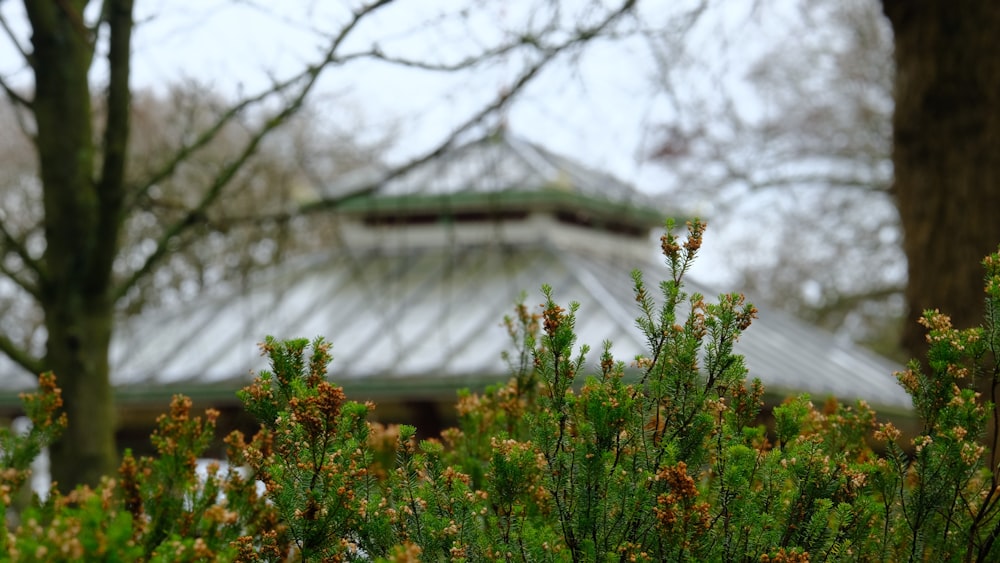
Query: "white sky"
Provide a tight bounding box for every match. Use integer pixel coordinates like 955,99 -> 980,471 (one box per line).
0,0 -> 798,283
123,1 -> 781,187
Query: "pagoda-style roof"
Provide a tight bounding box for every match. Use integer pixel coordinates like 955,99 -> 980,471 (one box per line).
0,133 -> 912,415
101,217 -> 910,411
317,133 -> 665,237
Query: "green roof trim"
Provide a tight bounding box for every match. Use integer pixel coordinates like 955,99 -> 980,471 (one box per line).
335,189 -> 665,230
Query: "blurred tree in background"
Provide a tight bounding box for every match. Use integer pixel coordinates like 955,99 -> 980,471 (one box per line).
653,0 -> 1000,365
0,0 -> 653,491
651,0 -> 903,356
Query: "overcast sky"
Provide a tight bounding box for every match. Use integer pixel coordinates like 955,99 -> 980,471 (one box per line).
123,1 -> 726,185
0,0 -> 802,283
6,2 -> 788,183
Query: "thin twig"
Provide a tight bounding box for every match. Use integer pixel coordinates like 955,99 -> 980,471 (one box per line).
0,11 -> 31,66
0,73 -> 31,110
0,255 -> 40,301
0,221 -> 45,290
0,331 -> 43,377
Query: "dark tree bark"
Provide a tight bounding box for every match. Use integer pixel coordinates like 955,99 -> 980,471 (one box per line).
26,0 -> 133,490
882,1 -> 1000,359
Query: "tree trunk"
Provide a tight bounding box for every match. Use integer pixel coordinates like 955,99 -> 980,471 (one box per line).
26,1 -> 125,490
44,303 -> 118,490
882,1 -> 1000,359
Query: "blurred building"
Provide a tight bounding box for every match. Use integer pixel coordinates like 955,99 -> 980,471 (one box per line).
0,132 -> 912,447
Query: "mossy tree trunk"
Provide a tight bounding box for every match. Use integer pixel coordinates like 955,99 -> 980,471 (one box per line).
882,1 -> 1000,359
26,0 -> 133,490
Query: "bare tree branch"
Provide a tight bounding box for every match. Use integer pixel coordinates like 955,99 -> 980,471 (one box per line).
797,283 -> 907,340
126,0 -> 395,213
115,0 -> 397,302
0,70 -> 36,142
91,0 -> 133,292
0,330 -> 42,378
0,10 -> 31,66
360,39 -> 537,72
115,0 -> 638,303
0,257 -> 39,301
721,164 -> 891,194
126,75 -> 307,212
0,74 -> 31,110
114,96 -> 308,302
304,0 -> 640,211
811,284 -> 905,322
0,221 -> 44,293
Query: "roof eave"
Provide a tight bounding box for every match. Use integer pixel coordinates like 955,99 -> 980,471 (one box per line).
334,189 -> 666,231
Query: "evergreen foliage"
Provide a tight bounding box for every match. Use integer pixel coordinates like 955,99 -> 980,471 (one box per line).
3,220 -> 1000,561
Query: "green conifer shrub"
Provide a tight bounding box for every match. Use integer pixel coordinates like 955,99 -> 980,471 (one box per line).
3,220 -> 1000,561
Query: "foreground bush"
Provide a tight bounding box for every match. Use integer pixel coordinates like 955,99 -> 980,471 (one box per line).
3,220 -> 1000,561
